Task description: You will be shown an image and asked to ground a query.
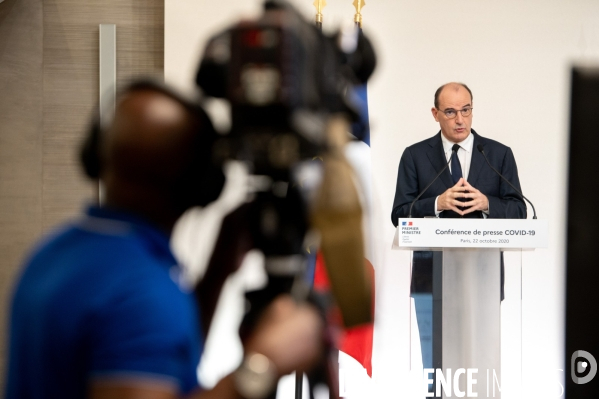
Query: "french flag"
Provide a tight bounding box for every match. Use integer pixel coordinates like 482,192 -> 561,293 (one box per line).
314,82 -> 375,377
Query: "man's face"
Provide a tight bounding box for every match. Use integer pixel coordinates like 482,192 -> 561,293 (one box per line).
431,85 -> 473,143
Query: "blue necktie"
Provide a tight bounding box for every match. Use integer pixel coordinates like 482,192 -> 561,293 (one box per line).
451,144 -> 462,184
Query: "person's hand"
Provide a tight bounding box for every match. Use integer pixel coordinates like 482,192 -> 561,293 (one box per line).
243,295 -> 324,376
437,178 -> 488,215
459,180 -> 489,215
437,178 -> 470,215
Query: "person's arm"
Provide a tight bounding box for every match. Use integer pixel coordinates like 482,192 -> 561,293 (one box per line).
89,368 -> 244,399
392,148 -> 478,222
458,147 -> 525,218
487,148 -> 526,219
196,203 -> 254,336
391,148 -> 437,225
90,296 -> 324,399
89,381 -> 183,399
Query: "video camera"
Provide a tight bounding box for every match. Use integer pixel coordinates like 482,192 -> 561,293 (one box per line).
195,1 -> 376,397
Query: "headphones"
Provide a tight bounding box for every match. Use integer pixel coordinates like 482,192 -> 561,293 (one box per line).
80,79 -> 226,207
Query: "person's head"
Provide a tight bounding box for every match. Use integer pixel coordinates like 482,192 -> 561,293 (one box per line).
431,82 -> 473,143
81,81 -> 225,231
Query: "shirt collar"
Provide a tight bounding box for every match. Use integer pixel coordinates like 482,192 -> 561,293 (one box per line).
441,130 -> 474,154
83,205 -> 177,266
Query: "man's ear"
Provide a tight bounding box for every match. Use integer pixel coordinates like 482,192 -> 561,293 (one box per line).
431,107 -> 439,122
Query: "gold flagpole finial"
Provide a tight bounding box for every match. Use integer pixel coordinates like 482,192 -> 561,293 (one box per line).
353,0 -> 366,28
313,0 -> 327,28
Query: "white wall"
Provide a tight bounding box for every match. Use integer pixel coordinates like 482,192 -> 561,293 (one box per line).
166,1 -> 599,397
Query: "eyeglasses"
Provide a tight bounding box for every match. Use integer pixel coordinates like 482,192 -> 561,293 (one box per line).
438,107 -> 473,119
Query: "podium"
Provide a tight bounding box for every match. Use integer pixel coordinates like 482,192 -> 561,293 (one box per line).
393,218 -> 547,398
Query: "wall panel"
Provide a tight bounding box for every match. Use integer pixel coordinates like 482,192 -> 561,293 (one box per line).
0,0 -> 163,390
0,0 -> 44,387
42,0 -> 164,229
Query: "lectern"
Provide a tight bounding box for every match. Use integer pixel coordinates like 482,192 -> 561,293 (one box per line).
393,218 -> 547,398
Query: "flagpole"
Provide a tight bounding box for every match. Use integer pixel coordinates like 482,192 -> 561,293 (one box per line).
313,0 -> 326,30
353,0 -> 365,28
301,4 -> 327,398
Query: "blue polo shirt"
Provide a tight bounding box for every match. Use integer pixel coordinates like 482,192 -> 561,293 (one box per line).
6,206 -> 202,399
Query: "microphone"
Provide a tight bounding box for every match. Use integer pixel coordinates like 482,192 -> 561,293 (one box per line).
408,144 -> 459,218
476,144 -> 537,219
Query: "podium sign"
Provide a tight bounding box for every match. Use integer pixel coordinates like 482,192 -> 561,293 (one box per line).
393,218 -> 548,250
392,218 -> 547,397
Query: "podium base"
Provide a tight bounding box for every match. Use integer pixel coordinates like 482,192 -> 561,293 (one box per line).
432,248 -> 501,398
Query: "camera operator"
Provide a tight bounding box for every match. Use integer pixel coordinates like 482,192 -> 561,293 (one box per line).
5,82 -> 324,399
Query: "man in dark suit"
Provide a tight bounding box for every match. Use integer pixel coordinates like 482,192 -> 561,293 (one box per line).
391,82 -> 526,222
390,82 -> 526,380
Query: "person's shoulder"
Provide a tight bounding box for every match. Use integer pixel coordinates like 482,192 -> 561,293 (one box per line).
405,133 -> 439,152
472,131 -> 517,162
473,130 -> 510,151
21,217 -> 176,294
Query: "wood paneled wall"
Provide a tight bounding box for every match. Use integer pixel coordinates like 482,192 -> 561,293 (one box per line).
42,0 -> 164,229
0,0 -> 44,389
0,0 -> 163,390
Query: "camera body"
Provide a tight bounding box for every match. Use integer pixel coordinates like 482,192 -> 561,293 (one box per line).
196,0 -> 375,178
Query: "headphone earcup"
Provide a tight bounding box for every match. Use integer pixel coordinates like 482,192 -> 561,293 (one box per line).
80,115 -> 103,179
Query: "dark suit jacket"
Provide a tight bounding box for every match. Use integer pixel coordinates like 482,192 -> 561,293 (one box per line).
391,129 -> 526,224
391,130 -> 527,294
